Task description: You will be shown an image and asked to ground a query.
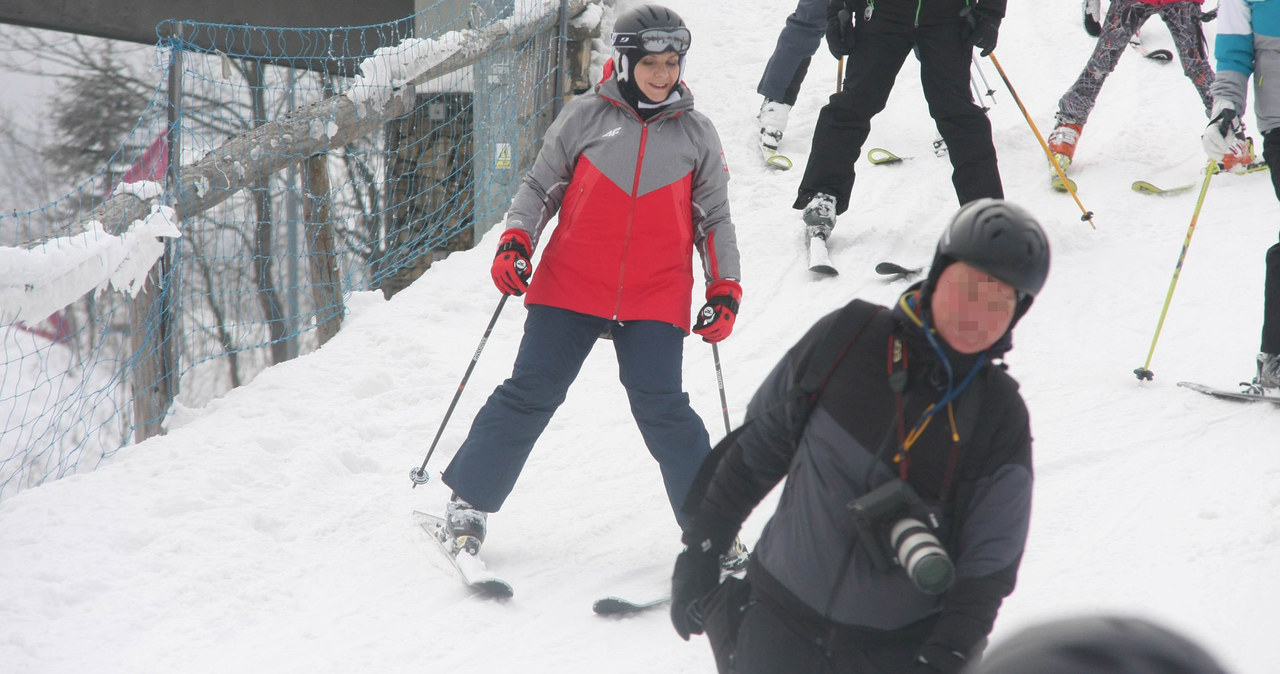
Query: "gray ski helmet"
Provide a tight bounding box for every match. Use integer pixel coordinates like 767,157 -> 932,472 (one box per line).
610,5 -> 689,83
970,615 -> 1229,674
923,199 -> 1050,320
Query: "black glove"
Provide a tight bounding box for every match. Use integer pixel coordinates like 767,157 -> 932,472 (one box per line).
960,5 -> 1001,57
914,644 -> 969,674
825,0 -> 856,58
670,533 -> 727,640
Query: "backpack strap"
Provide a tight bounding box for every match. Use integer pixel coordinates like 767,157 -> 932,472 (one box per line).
795,299 -> 884,407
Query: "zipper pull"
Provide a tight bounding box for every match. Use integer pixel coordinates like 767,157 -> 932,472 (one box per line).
864,1 -> 874,21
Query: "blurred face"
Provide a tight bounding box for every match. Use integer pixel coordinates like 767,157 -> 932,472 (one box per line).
929,261 -> 1018,354
633,52 -> 680,102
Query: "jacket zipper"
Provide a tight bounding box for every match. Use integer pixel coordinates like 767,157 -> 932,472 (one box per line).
614,120 -> 648,320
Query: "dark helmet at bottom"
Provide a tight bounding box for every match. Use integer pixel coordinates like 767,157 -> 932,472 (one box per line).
969,615 -> 1229,674
922,198 -> 1051,325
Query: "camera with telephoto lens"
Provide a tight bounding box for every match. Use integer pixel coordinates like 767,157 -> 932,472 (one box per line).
848,479 -> 955,595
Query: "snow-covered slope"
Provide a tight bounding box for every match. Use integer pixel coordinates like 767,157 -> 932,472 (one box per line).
3,1 -> 1279,672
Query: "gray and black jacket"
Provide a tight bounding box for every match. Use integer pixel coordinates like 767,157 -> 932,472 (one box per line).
693,292 -> 1032,658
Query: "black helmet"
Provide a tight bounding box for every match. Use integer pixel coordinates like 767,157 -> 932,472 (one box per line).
925,198 -> 1050,300
970,615 -> 1229,674
611,5 -> 691,56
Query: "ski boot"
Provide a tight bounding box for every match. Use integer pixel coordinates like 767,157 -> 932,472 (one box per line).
1047,122 -> 1082,192
445,495 -> 488,556
802,192 -> 837,241
757,98 -> 791,152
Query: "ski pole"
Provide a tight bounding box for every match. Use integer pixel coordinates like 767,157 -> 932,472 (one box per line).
1134,160 -> 1218,381
410,294 -> 509,486
971,55 -> 996,103
986,53 -> 1097,229
969,73 -> 986,111
712,343 -> 732,435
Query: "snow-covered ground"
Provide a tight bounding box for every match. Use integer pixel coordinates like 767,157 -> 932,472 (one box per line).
3,0 -> 1279,672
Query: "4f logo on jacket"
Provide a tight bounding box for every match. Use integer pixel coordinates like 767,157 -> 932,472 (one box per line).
602,126 -> 622,138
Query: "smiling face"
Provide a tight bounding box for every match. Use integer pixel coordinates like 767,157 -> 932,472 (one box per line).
633,51 -> 681,102
929,261 -> 1019,354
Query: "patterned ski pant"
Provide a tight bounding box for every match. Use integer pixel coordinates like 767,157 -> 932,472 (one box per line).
1057,0 -> 1213,126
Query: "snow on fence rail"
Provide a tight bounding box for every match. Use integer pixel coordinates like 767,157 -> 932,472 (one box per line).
0,0 -> 603,503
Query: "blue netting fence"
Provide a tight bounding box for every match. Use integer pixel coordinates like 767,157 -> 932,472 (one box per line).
0,0 -> 606,503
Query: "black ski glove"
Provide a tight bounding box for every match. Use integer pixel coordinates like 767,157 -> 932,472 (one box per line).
825,0 -> 856,58
960,4 -> 1001,57
670,536 -> 723,640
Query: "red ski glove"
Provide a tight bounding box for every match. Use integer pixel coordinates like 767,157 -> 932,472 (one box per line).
491,229 -> 533,296
692,279 -> 742,344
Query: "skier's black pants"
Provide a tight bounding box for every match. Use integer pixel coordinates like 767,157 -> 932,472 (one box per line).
794,17 -> 1002,214
728,585 -> 928,674
1261,131 -> 1280,354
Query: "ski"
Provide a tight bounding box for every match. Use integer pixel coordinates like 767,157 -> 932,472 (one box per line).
592,594 -> 672,616
593,564 -> 745,616
414,511 -> 514,598
1132,180 -> 1194,196
1177,381 -> 1280,404
867,147 -> 908,165
875,261 -> 924,281
1133,161 -> 1270,195
808,234 -> 838,276
761,143 -> 793,170
1129,34 -> 1173,62
1049,175 -> 1080,194
1049,154 -> 1077,193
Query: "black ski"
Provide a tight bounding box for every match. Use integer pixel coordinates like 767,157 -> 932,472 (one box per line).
592,594 -> 672,616
414,511 -> 514,598
875,261 -> 924,281
593,564 -> 745,616
1129,33 -> 1173,62
1177,381 -> 1280,404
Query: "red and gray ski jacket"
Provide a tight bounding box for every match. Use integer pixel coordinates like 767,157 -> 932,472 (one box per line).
503,64 -> 740,332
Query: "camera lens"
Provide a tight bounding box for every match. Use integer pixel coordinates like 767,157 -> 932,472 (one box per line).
890,518 -> 955,595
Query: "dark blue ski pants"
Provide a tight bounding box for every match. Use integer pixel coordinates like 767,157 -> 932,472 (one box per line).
441,304 -> 711,528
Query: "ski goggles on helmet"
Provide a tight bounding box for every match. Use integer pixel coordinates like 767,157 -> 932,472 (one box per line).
611,27 -> 691,55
